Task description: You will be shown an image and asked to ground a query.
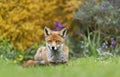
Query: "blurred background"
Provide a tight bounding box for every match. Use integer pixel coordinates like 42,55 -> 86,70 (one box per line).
0,0 -> 82,50
0,0 -> 120,63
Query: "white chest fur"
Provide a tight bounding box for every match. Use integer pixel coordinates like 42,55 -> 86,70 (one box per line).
47,50 -> 67,63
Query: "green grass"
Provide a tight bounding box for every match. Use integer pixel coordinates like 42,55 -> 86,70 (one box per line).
0,57 -> 120,77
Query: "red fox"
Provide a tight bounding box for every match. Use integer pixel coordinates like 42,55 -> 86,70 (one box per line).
23,27 -> 69,67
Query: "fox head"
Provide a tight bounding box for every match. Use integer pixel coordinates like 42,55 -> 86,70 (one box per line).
44,27 -> 67,51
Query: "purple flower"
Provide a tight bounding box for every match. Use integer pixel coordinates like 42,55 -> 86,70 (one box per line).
111,40 -> 117,47
101,4 -> 106,10
54,21 -> 64,31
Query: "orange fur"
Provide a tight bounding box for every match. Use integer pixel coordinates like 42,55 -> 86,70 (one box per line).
23,27 -> 69,67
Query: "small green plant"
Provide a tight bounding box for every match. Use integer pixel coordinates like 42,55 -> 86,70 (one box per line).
81,31 -> 101,57
0,37 -> 45,64
0,38 -> 14,60
23,44 -> 39,61
0,38 -> 24,63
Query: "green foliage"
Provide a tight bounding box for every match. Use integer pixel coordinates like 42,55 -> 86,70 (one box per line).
0,39 -> 13,59
0,38 -> 23,63
69,0 -> 120,57
0,37 -> 46,64
0,38 -> 14,60
69,31 -> 101,57
69,30 -> 120,57
73,0 -> 120,36
82,31 -> 101,57
23,44 -> 41,61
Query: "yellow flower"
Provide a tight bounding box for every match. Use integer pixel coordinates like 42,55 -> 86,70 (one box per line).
16,55 -> 23,61
13,60 -> 17,64
0,0 -> 83,50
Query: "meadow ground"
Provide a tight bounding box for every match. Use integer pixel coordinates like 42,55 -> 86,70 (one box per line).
0,57 -> 120,77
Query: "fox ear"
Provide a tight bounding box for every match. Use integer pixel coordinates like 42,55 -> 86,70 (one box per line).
60,28 -> 67,37
44,26 -> 51,36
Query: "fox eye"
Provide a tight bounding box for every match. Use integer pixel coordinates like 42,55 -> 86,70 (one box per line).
56,40 -> 61,43
47,40 -> 52,43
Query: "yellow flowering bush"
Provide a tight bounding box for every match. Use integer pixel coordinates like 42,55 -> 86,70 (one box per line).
0,0 -> 83,50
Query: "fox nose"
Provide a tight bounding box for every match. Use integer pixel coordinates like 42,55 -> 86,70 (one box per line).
52,46 -> 55,50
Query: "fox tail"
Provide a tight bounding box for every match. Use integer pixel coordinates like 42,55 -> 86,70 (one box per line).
23,60 -> 39,68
